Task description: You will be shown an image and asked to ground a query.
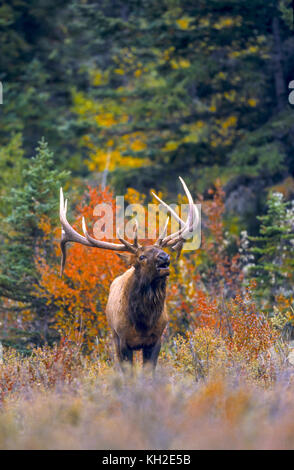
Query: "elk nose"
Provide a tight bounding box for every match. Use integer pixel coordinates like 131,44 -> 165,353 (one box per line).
157,252 -> 170,263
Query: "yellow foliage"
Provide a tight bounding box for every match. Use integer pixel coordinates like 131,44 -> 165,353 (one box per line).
179,58 -> 191,68
95,113 -> 117,128
81,129 -> 149,173
90,68 -> 109,87
224,90 -> 237,102
221,115 -> 237,129
163,140 -> 180,152
87,147 -> 149,172
121,132 -> 147,152
170,58 -> 191,69
216,72 -> 227,80
248,46 -> 258,54
229,43 -> 263,59
214,16 -> 242,30
72,92 -> 97,116
248,98 -> 257,107
120,113 -> 129,123
210,115 -> 238,147
81,135 -> 95,149
125,187 -> 146,205
181,121 -> 206,144
130,139 -> 146,152
183,134 -> 199,144
144,75 -> 166,88
199,17 -> 210,27
176,17 -> 194,30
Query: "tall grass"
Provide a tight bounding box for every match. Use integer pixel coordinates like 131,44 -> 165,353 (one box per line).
0,336 -> 294,450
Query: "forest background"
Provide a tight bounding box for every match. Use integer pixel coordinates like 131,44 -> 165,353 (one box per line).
0,0 -> 294,449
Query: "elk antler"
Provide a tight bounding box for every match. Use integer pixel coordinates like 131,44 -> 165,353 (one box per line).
60,177 -> 198,274
153,177 -> 199,257
59,188 -> 139,275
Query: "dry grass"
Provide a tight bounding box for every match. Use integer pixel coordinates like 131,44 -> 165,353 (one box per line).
1,335 -> 294,450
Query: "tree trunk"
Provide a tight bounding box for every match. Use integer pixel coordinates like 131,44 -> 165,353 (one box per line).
272,16 -> 286,112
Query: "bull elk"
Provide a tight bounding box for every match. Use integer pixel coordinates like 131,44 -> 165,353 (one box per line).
59,178 -> 199,370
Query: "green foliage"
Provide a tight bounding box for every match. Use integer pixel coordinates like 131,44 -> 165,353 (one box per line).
229,110 -> 294,178
0,139 -> 69,351
279,0 -> 294,30
0,133 -> 24,213
1,0 -> 294,200
248,192 -> 294,309
67,0 -> 293,194
0,0 -> 80,170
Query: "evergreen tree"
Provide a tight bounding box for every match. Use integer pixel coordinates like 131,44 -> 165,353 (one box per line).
0,133 -> 24,215
0,139 -> 69,351
248,192 -> 294,310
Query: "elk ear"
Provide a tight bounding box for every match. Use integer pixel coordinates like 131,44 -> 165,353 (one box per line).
116,253 -> 135,267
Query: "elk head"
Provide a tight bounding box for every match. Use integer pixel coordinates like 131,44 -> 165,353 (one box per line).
59,177 -> 199,276
117,245 -> 171,286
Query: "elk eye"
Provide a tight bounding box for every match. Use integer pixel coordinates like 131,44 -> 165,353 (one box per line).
139,255 -> 146,261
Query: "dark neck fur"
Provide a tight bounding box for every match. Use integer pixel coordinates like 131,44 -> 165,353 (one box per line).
128,273 -> 167,333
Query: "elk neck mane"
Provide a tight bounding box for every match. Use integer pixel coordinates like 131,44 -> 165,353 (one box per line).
127,269 -> 167,333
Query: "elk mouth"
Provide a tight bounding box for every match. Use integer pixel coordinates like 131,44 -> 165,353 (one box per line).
156,260 -> 170,276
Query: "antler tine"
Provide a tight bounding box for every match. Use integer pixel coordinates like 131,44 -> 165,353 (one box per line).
158,216 -> 189,246
133,219 -> 138,248
60,188 -> 93,276
60,188 -> 92,247
82,217 -> 139,253
178,176 -> 199,232
166,182 -> 199,246
115,219 -> 141,252
155,216 -> 169,247
151,192 -> 185,227
152,177 -> 195,241
60,188 -> 66,276
169,177 -> 198,243
115,227 -> 138,253
59,188 -> 141,276
152,177 -> 199,252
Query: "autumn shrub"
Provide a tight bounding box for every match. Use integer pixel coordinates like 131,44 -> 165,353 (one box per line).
0,336 -> 116,406
160,328 -> 226,380
1,350 -> 294,449
0,339 -> 80,404
161,323 -> 279,386
167,181 -> 243,335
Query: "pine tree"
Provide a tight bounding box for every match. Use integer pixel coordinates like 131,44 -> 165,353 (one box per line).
0,139 -> 69,351
248,192 -> 294,310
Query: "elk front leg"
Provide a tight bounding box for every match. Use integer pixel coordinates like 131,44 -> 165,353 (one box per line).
143,340 -> 161,371
113,330 -> 133,371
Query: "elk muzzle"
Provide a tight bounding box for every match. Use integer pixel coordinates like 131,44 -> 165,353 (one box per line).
156,252 -> 170,277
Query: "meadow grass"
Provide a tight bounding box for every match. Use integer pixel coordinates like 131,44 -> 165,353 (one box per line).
0,334 -> 294,450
